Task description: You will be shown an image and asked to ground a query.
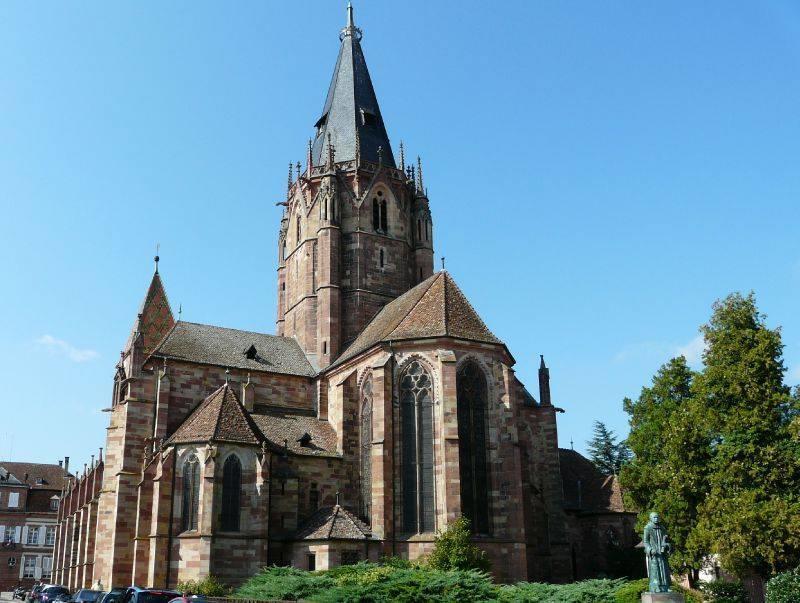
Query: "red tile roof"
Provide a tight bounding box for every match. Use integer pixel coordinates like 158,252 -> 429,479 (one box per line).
0,462 -> 71,490
296,505 -> 371,540
167,384 -> 262,445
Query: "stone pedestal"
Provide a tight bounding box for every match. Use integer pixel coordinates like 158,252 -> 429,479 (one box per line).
642,592 -> 685,603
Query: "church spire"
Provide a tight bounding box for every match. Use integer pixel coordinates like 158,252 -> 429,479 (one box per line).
310,3 -> 395,167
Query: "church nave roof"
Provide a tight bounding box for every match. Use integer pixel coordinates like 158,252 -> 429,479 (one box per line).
296,504 -> 371,540
151,321 -> 316,377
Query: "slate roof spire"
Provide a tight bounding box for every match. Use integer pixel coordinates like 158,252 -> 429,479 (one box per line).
310,3 -> 396,168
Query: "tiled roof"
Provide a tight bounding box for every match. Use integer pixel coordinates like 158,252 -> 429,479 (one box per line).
167,384 -> 262,446
559,448 -> 630,514
296,505 -> 371,540
333,271 -> 501,367
0,462 -> 71,490
151,321 -> 316,377
250,410 -> 339,457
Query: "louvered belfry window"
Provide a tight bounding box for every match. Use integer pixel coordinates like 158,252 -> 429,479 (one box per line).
221,455 -> 242,531
360,376 -> 373,523
457,361 -> 491,534
400,361 -> 435,533
182,454 -> 200,532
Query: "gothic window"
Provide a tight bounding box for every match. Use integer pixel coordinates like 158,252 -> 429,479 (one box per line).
181,454 -> 200,532
380,199 -> 388,232
379,249 -> 385,268
323,197 -> 328,221
456,361 -> 490,534
296,217 -> 302,244
372,198 -> 380,231
220,455 -> 241,532
360,375 -> 373,523
400,360 -> 435,533
282,239 -> 287,261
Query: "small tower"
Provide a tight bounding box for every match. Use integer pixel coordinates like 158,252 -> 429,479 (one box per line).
538,355 -> 552,406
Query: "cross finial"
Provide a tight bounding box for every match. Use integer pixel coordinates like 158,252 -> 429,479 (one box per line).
441,256 -> 445,271
570,438 -> 574,450
154,243 -> 160,274
178,304 -> 182,321
335,490 -> 340,506
225,368 -> 230,385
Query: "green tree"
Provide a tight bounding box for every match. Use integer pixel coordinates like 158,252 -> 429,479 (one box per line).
620,356 -> 710,585
426,517 -> 490,572
586,420 -> 632,475
690,293 -> 800,579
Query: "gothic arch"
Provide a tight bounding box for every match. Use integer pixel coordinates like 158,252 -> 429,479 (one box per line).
397,358 -> 436,534
456,359 -> 491,535
220,454 -> 242,532
180,452 -> 201,532
359,373 -> 373,524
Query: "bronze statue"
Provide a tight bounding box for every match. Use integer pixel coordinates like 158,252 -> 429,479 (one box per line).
643,512 -> 672,593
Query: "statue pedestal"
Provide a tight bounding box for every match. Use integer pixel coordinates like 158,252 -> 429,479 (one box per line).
641,593 -> 685,603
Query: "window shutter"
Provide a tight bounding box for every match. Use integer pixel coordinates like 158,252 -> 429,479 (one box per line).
0,525 -> 5,541
21,526 -> 28,544
39,526 -> 46,545
15,526 -> 21,543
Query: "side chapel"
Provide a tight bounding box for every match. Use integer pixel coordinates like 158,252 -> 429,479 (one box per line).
52,5 -> 636,589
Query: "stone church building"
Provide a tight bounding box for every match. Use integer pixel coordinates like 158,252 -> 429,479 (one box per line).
53,6 -> 635,589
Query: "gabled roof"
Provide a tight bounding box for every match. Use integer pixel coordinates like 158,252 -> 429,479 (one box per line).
296,505 -> 371,540
126,269 -> 175,356
310,4 -> 395,167
151,321 -> 316,377
558,448 -> 631,514
167,384 -> 262,446
0,462 -> 71,490
333,271 -> 502,367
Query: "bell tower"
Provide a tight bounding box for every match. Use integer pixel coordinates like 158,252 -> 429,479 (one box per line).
276,4 -> 434,369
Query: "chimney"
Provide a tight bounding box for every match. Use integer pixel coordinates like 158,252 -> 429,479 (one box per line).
58,460 -> 63,468
538,355 -> 552,407
64,457 -> 70,474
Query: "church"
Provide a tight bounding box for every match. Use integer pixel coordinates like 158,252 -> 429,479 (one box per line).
52,5 -> 636,589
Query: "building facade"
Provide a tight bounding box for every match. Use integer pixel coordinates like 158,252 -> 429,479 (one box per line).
53,6 -> 634,590
0,462 -> 70,591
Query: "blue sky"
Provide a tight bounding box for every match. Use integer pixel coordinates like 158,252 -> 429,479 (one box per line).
1,1 -> 799,468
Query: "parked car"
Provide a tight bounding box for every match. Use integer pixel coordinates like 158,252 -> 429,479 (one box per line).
27,584 -> 47,602
167,596 -> 207,603
98,588 -> 127,603
13,586 -> 28,600
40,587 -> 70,603
71,590 -> 104,603
55,595 -> 70,603
120,587 -> 180,603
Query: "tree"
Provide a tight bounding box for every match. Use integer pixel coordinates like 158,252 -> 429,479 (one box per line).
426,517 -> 490,572
690,293 -> 800,579
587,420 -> 632,475
620,356 -> 709,585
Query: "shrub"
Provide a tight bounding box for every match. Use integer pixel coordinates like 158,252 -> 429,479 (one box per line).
767,567 -> 800,603
426,517 -> 490,573
500,578 -> 624,602
176,574 -> 230,597
700,580 -> 748,603
614,578 -> 702,603
235,566 -> 334,601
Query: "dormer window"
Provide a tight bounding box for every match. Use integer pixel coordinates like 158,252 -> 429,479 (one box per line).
314,112 -> 328,135
360,109 -> 377,127
297,432 -> 313,448
244,344 -> 258,360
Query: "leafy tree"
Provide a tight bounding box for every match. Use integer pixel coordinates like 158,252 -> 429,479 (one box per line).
586,420 -> 632,475
426,516 -> 490,572
690,293 -> 800,579
620,356 -> 709,584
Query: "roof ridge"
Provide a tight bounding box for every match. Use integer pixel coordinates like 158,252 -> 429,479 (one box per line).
444,273 -> 501,343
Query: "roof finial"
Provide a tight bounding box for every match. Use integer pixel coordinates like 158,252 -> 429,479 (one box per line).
398,141 -> 405,171
377,145 -> 383,166
340,1 -> 362,41
178,304 -> 182,321
287,161 -> 293,195
347,2 -> 354,28
154,243 -> 160,274
416,156 -> 424,192
570,437 -> 574,450
296,161 -> 302,181
441,256 -> 445,271
307,139 -> 313,176
225,368 -> 230,385
335,490 -> 341,506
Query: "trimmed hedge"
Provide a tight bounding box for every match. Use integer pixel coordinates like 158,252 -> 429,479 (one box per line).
613,578 -> 702,603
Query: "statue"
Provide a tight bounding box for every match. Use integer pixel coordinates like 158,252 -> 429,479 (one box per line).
643,512 -> 672,593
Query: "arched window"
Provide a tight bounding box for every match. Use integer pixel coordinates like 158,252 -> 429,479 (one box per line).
456,361 -> 490,534
380,199 -> 388,232
220,455 -> 241,532
181,454 -> 200,532
282,239 -> 287,261
400,361 -> 435,533
360,376 -> 373,523
372,198 -> 380,231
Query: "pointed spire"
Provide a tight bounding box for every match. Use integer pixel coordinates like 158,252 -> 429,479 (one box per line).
311,3 -> 394,167
307,139 -> 313,176
287,161 -> 293,195
538,354 -> 552,406
296,161 -> 302,181
416,156 -> 424,192
399,141 -> 405,171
